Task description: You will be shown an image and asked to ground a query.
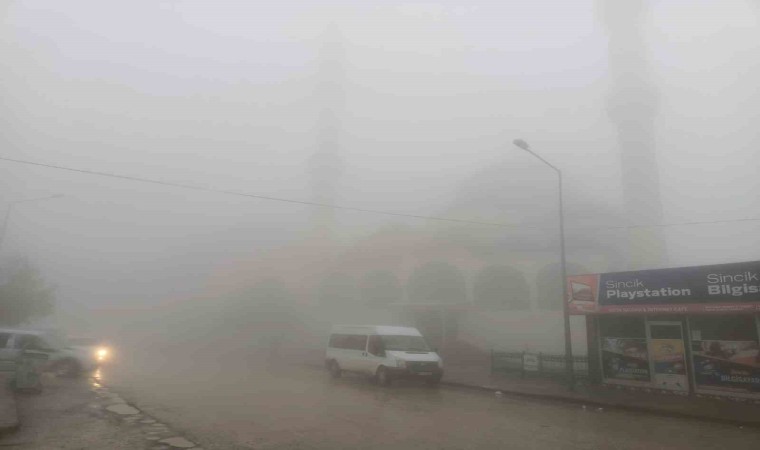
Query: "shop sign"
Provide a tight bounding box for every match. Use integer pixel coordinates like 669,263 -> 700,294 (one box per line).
692,340 -> 760,397
567,260 -> 760,315
601,337 -> 650,383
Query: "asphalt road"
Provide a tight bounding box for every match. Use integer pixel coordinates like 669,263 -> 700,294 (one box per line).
97,349 -> 760,450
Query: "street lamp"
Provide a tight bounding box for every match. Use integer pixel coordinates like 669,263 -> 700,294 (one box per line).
0,194 -> 64,251
512,139 -> 575,389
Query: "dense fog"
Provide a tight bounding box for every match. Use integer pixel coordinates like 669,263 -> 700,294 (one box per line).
2,0 -> 759,356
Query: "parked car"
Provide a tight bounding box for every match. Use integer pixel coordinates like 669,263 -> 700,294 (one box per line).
325,325 -> 443,386
0,328 -> 109,377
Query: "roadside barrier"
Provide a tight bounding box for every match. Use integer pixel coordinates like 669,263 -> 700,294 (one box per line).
491,350 -> 588,379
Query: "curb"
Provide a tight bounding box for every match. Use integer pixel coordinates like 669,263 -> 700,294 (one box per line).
306,361 -> 758,428
90,377 -> 202,449
440,379 -> 759,429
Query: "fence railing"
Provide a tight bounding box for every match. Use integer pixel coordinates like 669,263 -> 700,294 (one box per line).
491,350 -> 588,379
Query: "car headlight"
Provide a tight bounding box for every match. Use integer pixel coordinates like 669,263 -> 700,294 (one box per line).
396,359 -> 406,368
437,359 -> 443,369
95,347 -> 109,361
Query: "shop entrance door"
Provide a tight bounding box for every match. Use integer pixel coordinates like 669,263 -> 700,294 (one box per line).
646,321 -> 689,392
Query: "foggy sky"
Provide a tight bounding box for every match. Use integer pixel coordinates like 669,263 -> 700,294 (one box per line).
2,1 -> 760,318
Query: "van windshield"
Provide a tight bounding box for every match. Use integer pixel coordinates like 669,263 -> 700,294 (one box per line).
380,335 -> 430,352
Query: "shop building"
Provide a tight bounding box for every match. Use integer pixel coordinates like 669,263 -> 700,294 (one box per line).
569,260 -> 760,401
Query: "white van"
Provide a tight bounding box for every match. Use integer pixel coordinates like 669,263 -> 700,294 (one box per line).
325,325 -> 443,386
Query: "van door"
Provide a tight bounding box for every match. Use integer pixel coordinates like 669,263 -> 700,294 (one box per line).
362,335 -> 387,375
339,334 -> 368,372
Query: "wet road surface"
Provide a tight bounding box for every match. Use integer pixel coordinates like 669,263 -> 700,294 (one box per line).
1,375 -> 165,449
100,351 -> 760,450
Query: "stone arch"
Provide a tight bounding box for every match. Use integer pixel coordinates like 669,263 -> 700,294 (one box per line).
473,265 -> 530,310
317,272 -> 358,307
407,261 -> 467,304
248,278 -> 292,308
226,278 -> 294,329
360,270 -> 402,307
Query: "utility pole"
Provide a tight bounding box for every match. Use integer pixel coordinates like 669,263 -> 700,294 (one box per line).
512,139 -> 575,389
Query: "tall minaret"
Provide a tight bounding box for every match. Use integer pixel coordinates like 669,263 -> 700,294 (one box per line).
598,0 -> 668,269
308,24 -> 346,241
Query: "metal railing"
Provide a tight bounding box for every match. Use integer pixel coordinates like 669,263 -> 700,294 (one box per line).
491,350 -> 588,379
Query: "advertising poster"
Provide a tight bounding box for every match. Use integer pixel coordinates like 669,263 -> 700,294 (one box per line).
601,337 -> 650,383
650,339 -> 688,391
567,274 -> 599,314
692,340 -> 760,397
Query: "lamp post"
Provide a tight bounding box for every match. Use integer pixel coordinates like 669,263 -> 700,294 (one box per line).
0,194 -> 64,252
512,139 -> 575,389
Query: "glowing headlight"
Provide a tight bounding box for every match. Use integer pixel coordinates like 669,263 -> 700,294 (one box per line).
96,348 -> 109,361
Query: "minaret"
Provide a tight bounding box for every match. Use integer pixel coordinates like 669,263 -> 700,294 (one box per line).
308,24 -> 346,241
598,0 -> 668,269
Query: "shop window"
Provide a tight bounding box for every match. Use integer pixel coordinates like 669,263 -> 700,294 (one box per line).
598,317 -> 650,384
690,316 -> 757,341
689,315 -> 760,398
649,324 -> 682,340
599,316 -> 646,339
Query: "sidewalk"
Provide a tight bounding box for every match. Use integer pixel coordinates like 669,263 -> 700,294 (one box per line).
442,365 -> 760,428
0,374 -> 202,449
0,373 -> 18,435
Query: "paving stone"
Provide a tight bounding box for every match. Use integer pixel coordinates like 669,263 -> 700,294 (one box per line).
106,404 -> 140,415
159,436 -> 196,448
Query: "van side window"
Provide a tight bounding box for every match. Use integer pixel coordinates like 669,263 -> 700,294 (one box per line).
328,334 -> 345,349
329,334 -> 367,351
348,335 -> 367,351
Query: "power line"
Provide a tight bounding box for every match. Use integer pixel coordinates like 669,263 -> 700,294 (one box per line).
3,155 -> 760,231
0,155 -> 526,228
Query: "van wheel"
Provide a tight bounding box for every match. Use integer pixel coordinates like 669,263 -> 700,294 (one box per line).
328,360 -> 342,378
375,367 -> 391,387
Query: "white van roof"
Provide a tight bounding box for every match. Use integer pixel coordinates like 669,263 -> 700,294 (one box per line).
330,325 -> 422,337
